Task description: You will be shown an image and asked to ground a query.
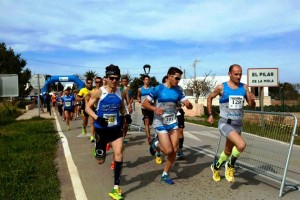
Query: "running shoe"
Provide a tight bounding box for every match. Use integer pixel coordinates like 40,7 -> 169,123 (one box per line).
111,161 -> 115,170
67,126 -> 70,131
155,152 -> 162,164
161,174 -> 174,185
81,126 -> 87,135
149,137 -> 158,156
177,151 -> 185,159
210,164 -> 221,182
90,135 -> 95,143
225,162 -> 235,183
108,188 -> 123,200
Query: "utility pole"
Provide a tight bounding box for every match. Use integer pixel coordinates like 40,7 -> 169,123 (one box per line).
190,59 -> 200,79
193,59 -> 200,78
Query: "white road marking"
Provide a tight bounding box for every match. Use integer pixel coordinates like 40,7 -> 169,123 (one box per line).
183,131 -> 202,142
54,112 -> 88,200
187,130 -> 220,139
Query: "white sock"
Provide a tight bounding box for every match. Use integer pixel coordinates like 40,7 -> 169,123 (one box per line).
162,171 -> 168,177
113,185 -> 119,189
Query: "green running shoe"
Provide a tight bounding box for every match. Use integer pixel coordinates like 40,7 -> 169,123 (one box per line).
81,126 -> 87,135
108,188 -> 123,200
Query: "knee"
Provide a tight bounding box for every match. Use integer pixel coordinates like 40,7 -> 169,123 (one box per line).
237,142 -> 246,152
164,147 -> 175,155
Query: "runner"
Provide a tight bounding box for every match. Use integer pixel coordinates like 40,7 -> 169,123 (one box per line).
143,67 -> 193,184
162,75 -> 186,159
207,64 -> 256,183
56,91 -> 63,118
51,92 -> 57,110
137,75 -> 162,164
61,88 -> 75,131
73,90 -> 81,120
85,64 -> 132,200
76,78 -> 95,142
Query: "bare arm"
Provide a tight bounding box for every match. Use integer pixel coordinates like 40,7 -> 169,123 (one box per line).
182,99 -> 193,109
207,84 -> 223,124
120,93 -> 127,116
143,98 -> 164,115
85,89 -> 101,120
244,84 -> 256,109
137,88 -> 141,103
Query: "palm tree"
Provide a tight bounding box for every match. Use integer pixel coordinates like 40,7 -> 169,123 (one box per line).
84,70 -> 98,80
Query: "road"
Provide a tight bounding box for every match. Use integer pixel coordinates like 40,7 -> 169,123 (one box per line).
53,105 -> 300,200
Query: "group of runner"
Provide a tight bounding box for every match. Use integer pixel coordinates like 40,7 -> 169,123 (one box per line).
55,64 -> 255,200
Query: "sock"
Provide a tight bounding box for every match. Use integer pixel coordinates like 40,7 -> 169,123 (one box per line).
114,161 -> 123,185
113,185 -> 119,189
179,138 -> 184,149
228,146 -> 241,167
215,151 -> 229,170
162,171 -> 168,177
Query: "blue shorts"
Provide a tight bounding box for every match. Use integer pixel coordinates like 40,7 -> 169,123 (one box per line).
155,123 -> 178,134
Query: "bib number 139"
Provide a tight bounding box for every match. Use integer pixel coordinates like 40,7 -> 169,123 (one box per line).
229,95 -> 244,109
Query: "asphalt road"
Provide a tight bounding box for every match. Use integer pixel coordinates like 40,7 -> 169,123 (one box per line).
51,105 -> 300,200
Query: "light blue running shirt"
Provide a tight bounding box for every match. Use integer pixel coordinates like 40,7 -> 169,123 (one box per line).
140,86 -> 154,108
219,82 -> 247,120
147,84 -> 187,130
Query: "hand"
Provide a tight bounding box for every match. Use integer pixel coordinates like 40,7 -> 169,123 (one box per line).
154,107 -> 164,115
96,116 -> 108,127
147,136 -> 152,144
207,115 -> 214,125
124,114 -> 132,124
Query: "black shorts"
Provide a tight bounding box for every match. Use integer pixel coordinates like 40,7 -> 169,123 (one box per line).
94,126 -> 123,161
141,108 -> 154,122
64,108 -> 74,113
177,108 -> 185,128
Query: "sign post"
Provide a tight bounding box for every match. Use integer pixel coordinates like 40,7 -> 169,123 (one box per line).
30,74 -> 45,117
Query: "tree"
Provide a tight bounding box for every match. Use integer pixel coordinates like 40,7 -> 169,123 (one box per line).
186,71 -> 217,103
268,82 -> 299,100
84,70 -> 98,80
0,43 -> 31,98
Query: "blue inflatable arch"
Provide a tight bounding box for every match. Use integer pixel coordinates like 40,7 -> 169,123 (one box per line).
41,75 -> 85,93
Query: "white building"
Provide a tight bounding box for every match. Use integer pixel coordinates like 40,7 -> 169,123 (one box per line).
179,75 -> 270,107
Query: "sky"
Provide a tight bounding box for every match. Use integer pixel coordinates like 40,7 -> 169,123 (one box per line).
1,0 -> 300,84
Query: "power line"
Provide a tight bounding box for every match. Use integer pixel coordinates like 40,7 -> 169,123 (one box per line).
27,58 -> 172,70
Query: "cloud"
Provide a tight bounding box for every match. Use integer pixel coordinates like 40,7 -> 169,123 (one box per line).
1,0 -> 300,53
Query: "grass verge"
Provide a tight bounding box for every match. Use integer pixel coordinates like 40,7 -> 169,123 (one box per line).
0,117 -> 60,200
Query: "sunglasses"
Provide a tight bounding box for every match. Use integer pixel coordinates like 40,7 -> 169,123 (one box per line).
171,75 -> 181,81
86,82 -> 93,84
95,81 -> 102,84
108,76 -> 120,81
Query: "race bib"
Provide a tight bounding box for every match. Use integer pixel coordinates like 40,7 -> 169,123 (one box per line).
162,113 -> 176,125
65,102 -> 71,107
229,95 -> 244,109
103,113 -> 117,127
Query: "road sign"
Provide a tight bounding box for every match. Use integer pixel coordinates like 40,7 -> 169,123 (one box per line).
30,74 -> 45,89
247,68 -> 279,87
0,74 -> 19,97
